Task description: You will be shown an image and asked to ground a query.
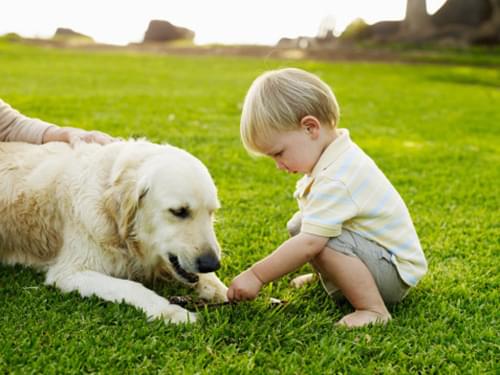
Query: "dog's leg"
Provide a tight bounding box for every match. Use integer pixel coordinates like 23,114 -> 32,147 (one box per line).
196,273 -> 228,302
46,270 -> 196,324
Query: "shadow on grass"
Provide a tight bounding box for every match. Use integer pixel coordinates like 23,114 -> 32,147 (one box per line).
426,71 -> 500,89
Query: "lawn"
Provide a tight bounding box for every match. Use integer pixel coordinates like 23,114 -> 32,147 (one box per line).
0,40 -> 498,374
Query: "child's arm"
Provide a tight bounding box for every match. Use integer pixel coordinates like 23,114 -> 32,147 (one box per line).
227,233 -> 328,301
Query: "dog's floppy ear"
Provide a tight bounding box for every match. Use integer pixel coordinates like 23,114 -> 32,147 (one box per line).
104,170 -> 149,241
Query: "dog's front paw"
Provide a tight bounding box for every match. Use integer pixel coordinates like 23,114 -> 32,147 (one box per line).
148,302 -> 197,324
167,306 -> 197,324
197,283 -> 228,302
196,273 -> 228,302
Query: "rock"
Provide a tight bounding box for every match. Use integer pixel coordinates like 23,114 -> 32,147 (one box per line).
143,20 -> 195,43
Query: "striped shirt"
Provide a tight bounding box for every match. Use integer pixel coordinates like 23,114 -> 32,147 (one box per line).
294,128 -> 427,287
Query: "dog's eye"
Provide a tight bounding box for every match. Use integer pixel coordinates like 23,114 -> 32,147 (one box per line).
169,207 -> 190,219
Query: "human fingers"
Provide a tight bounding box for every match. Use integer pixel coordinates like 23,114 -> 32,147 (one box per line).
227,285 -> 235,301
69,130 -> 115,146
235,288 -> 253,301
85,130 -> 116,145
230,285 -> 248,302
228,283 -> 244,302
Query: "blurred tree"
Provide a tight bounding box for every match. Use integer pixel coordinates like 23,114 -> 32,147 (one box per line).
433,0 -> 493,27
431,0 -> 500,44
53,28 -> 94,44
474,0 -> 500,44
340,0 -> 499,45
339,18 -> 369,40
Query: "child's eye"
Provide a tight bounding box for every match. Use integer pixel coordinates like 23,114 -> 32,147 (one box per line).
274,151 -> 283,157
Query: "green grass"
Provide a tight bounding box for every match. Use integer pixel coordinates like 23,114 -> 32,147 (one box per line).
0,41 -> 498,374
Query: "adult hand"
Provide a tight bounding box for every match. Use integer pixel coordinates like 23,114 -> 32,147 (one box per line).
227,268 -> 263,302
67,128 -> 116,146
43,126 -> 116,146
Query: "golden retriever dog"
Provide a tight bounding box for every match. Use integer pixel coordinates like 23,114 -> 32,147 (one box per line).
0,140 -> 228,323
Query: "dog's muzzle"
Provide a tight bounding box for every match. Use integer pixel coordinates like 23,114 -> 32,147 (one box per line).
168,254 -> 199,284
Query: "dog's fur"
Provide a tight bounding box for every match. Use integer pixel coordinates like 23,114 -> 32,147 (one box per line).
0,140 -> 228,323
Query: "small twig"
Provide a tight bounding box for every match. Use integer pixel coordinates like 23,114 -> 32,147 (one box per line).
167,295 -> 227,308
167,295 -> 288,309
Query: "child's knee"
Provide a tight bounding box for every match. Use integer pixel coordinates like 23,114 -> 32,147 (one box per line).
309,248 -> 331,271
313,245 -> 344,264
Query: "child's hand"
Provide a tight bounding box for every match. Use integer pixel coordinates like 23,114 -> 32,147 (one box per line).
227,268 -> 263,302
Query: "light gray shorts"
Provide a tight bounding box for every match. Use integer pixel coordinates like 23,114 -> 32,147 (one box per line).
321,229 -> 410,304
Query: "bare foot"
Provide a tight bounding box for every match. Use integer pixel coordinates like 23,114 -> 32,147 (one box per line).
290,273 -> 316,288
336,310 -> 391,328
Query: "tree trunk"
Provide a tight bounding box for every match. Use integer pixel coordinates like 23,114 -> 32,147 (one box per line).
403,0 -> 434,34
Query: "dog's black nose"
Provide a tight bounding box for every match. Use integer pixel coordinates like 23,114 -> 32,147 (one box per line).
196,253 -> 220,273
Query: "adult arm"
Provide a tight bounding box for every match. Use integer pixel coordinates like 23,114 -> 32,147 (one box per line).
0,99 -> 115,145
0,98 -> 55,144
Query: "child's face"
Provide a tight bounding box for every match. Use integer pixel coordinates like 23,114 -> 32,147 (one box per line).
260,124 -> 325,175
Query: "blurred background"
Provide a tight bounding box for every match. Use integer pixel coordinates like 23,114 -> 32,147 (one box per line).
1,0 -> 499,56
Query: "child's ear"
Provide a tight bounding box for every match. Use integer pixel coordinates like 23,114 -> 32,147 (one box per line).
300,116 -> 321,138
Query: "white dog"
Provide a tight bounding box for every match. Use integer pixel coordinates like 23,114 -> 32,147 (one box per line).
0,139 -> 228,323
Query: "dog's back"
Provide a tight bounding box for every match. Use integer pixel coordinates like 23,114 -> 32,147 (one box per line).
0,141 -> 154,271
0,142 -> 75,267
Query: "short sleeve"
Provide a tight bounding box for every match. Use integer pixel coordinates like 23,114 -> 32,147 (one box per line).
300,177 -> 358,237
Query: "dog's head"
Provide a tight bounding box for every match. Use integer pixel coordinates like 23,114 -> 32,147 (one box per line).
105,142 -> 221,284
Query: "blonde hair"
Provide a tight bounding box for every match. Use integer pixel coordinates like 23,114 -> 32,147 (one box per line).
240,67 -> 340,155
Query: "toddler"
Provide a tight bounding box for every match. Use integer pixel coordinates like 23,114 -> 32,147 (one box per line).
227,68 -> 427,327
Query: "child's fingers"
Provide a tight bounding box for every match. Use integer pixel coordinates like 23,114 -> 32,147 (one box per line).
230,289 -> 245,302
233,289 -> 243,301
227,285 -> 237,301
